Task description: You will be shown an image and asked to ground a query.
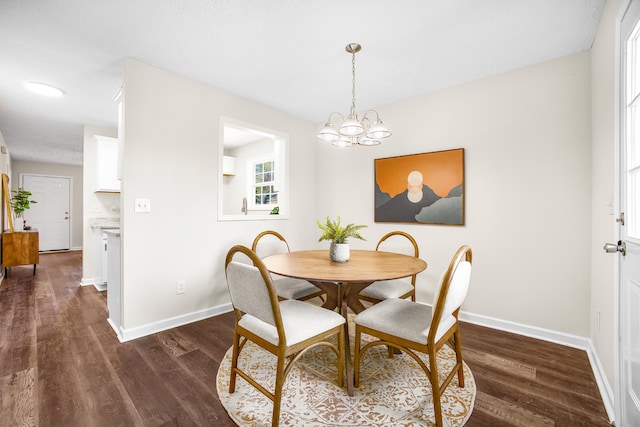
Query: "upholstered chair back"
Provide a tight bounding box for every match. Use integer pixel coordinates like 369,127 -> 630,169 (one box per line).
252,230 -> 291,259
226,257 -> 277,326
430,247 -> 472,343
376,231 -> 419,257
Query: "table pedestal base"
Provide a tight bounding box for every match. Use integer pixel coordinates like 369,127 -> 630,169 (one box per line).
310,280 -> 372,397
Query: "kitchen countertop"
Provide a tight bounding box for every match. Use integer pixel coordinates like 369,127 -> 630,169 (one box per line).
90,217 -> 120,229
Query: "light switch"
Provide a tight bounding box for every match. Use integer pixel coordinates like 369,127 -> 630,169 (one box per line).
135,198 -> 151,213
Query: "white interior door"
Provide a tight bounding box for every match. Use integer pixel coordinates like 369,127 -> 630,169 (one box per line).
22,175 -> 70,251
617,1 -> 640,425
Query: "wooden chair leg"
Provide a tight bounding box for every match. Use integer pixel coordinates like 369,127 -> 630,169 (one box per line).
229,331 -> 241,393
272,354 -> 286,427
354,327 -> 362,388
336,326 -> 345,387
429,348 -> 444,427
453,329 -> 465,387
432,389 -> 444,427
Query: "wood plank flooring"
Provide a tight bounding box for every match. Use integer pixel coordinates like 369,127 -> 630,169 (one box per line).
0,251 -> 611,426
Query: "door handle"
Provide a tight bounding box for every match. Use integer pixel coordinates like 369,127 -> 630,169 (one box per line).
603,240 -> 626,256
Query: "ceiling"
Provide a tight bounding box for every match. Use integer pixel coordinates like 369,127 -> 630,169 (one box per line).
0,0 -> 606,166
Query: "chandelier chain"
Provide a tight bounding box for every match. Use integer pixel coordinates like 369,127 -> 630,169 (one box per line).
351,49 -> 357,116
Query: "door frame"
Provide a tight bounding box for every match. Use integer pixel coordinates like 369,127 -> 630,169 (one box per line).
20,172 -> 74,251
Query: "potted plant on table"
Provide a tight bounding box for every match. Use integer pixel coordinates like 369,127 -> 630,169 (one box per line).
10,188 -> 37,231
317,215 -> 367,262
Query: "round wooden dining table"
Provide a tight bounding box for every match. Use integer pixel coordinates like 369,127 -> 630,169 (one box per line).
262,249 -> 427,396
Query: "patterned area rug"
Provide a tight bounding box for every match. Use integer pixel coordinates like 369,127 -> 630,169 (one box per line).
216,320 -> 476,427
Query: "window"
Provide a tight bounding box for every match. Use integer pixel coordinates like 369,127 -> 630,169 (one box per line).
252,159 -> 278,207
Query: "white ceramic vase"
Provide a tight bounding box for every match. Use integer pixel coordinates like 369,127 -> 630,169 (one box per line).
329,242 -> 350,262
13,215 -> 24,231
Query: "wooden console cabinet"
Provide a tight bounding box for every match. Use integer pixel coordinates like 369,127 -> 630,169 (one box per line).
2,230 -> 39,276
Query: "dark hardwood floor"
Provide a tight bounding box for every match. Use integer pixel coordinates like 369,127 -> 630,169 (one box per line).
0,251 -> 611,426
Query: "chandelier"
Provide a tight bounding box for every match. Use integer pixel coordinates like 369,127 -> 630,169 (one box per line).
316,43 -> 391,147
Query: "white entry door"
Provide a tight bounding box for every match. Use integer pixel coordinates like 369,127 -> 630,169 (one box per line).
22,175 -> 70,251
617,1 -> 640,425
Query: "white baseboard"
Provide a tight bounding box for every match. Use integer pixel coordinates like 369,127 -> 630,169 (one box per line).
460,311 -> 590,349
107,317 -> 123,341
117,302 -> 233,342
460,310 -> 615,424
80,277 -> 106,291
586,341 -> 616,423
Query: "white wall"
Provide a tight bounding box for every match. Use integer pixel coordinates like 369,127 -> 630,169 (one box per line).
316,51 -> 593,336
591,0 -> 623,395
10,160 -> 83,249
82,124 -> 119,283
120,59 -> 317,331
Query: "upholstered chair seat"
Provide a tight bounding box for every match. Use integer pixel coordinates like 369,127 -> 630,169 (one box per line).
237,300 -> 344,346
272,277 -> 325,301
359,278 -> 415,300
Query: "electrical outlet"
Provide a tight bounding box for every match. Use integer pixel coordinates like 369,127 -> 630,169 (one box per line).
90,204 -> 101,213
135,198 -> 151,213
177,280 -> 186,295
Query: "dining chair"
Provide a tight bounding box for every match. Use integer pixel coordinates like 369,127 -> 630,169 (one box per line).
252,230 -> 325,302
353,245 -> 472,427
359,231 -> 419,304
225,245 -> 346,427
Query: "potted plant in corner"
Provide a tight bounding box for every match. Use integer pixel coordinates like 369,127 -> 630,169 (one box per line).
10,187 -> 37,231
317,215 -> 367,262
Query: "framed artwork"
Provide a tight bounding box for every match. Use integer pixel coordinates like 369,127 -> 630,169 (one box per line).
374,148 -> 465,225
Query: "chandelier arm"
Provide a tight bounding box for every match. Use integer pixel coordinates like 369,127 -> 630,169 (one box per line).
362,110 -> 381,122
326,112 -> 345,124
360,115 -> 371,130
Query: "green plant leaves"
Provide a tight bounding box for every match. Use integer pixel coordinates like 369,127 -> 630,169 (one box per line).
10,187 -> 37,216
317,215 -> 367,244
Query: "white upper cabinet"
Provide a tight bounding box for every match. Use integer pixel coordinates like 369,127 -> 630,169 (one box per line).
95,136 -> 120,192
223,155 -> 236,176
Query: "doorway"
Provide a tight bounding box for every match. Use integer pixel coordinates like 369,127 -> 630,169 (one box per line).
21,174 -> 71,251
